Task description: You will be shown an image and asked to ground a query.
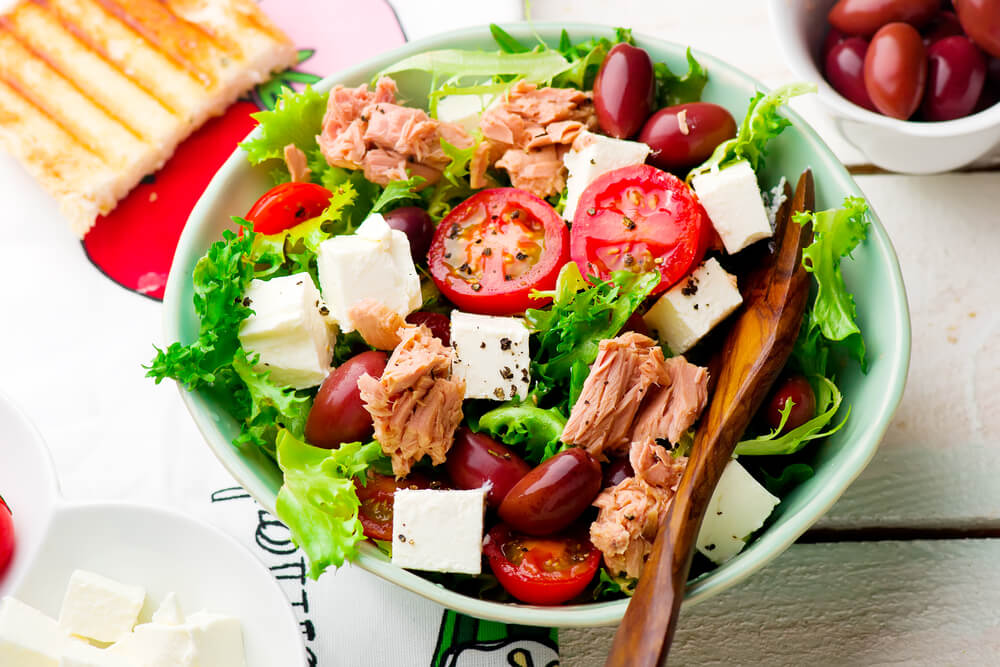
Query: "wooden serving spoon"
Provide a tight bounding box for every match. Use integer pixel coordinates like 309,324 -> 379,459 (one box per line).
605,170 -> 816,667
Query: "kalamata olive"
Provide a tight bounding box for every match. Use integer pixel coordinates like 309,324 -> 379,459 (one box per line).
829,0 -> 941,37
923,36 -> 987,120
446,428 -> 531,507
593,43 -> 656,138
989,56 -> 1000,86
764,375 -> 817,434
824,27 -> 848,62
305,350 -> 387,448
864,22 -> 928,119
922,10 -> 964,47
954,0 -> 1000,58
602,457 -> 635,489
621,309 -> 652,338
638,102 -> 738,171
405,311 -> 450,345
826,38 -> 878,111
497,448 -> 602,536
383,206 -> 434,261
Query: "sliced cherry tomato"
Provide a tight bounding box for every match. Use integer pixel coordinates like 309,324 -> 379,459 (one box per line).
242,182 -> 333,235
484,524 -> 600,605
0,494 -> 13,577
571,165 -> 709,294
428,188 -> 570,315
354,470 -> 445,541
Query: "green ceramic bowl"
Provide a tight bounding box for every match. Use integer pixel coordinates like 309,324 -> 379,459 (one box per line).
163,23 -> 911,627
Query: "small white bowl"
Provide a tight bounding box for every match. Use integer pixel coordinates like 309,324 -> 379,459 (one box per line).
768,0 -> 1000,173
0,391 -> 305,665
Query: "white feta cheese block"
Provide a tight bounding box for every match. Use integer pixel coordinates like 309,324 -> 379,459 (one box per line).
642,258 -> 743,354
58,570 -> 145,644
237,272 -> 336,390
450,311 -> 530,401
150,593 -> 183,626
391,488 -> 487,575
691,160 -> 773,254
316,213 -> 422,334
185,611 -> 246,667
59,639 -> 132,667
562,131 -> 651,221
106,623 -> 198,667
0,596 -> 64,667
436,93 -> 497,133
696,459 -> 780,565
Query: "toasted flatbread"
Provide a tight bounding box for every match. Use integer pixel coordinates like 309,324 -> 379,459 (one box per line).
0,0 -> 298,236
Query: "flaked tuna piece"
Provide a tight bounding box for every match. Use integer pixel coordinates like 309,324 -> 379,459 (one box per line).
495,146 -> 568,199
283,143 -> 311,183
364,103 -> 440,157
503,80 -> 595,125
470,140 -> 503,189
320,77 -> 397,138
322,119 -> 367,170
524,120 -> 590,149
358,325 -> 465,477
591,476 -> 674,579
348,298 -> 413,350
480,107 -> 533,147
630,441 -> 688,490
362,149 -> 442,187
630,356 -> 709,448
560,332 -> 664,459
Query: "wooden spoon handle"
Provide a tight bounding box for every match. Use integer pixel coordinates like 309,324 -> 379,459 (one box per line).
605,171 -> 815,667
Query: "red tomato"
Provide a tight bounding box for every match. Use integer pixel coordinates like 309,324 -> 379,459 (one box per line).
571,165 -> 709,293
427,189 -> 570,315
242,182 -> 333,236
354,470 -> 445,541
484,524 -> 600,605
0,494 -> 13,577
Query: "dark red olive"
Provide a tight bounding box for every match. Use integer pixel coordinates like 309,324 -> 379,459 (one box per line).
826,38 -> 879,111
445,428 -> 531,507
824,27 -> 849,62
405,311 -> 450,346
638,102 -> 738,171
923,36 -> 987,120
764,375 -> 817,434
383,206 -> 435,261
602,457 -> 635,489
593,43 -> 656,138
621,309 -> 652,338
829,0 -> 941,37
864,22 -> 928,119
922,10 -> 964,47
497,448 -> 602,536
954,0 -> 1000,58
305,350 -> 387,448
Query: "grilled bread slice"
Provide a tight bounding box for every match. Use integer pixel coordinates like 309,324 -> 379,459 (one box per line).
0,0 -> 298,236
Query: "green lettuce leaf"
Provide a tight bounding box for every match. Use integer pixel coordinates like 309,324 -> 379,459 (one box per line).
231,351 -> 312,456
654,48 -> 708,107
761,462 -> 815,496
593,568 -> 636,600
240,86 -> 328,165
689,83 -> 816,181
426,137 -> 478,221
275,429 -> 386,578
477,404 -> 568,464
378,48 -> 571,89
371,176 -> 425,214
734,376 -> 848,456
796,196 -> 870,369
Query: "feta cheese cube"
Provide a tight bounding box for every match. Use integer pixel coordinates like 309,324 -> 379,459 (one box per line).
0,596 -> 64,667
643,258 -> 743,354
58,570 -> 145,644
59,639 -> 132,667
436,93 -> 497,133
150,593 -> 183,626
391,488 -> 486,575
691,160 -> 772,254
562,131 -> 651,221
696,459 -> 780,564
237,272 -> 336,389
316,213 -> 422,333
106,623 -> 198,667
185,611 -> 246,667
450,311 -> 530,400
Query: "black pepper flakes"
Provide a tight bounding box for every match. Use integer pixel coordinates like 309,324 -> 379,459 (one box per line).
705,543 -> 716,551
511,210 -> 520,220
448,223 -> 460,239
242,297 -> 252,307
681,276 -> 699,296
483,247 -> 492,256
493,387 -> 505,399
500,367 -> 514,380
459,262 -> 471,274
398,534 -> 406,542
623,253 -> 635,267
471,283 -> 482,292
520,368 -> 529,382
480,342 -> 486,349
499,337 -> 512,350
623,216 -> 636,230
515,252 -> 527,261
319,306 -> 330,316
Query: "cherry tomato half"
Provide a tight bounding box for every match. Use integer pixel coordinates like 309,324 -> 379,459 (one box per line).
428,189 -> 570,315
243,182 -> 333,235
0,494 -> 13,578
354,470 -> 446,541
571,165 -> 709,293
484,524 -> 600,605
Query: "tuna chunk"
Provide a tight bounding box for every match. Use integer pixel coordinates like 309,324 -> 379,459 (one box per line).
348,299 -> 411,350
283,144 -> 311,183
358,325 -> 465,477
560,333 -> 665,459
503,80 -> 595,125
630,356 -> 709,448
495,146 -> 568,199
630,441 -> 688,490
591,476 -> 674,579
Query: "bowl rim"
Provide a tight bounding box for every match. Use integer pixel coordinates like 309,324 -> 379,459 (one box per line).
766,0 -> 1000,137
163,21 -> 911,627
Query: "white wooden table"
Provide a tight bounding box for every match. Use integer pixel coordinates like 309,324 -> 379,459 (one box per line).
525,1 -> 1000,664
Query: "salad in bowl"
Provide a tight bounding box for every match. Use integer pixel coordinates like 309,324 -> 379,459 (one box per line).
151,24 -> 908,625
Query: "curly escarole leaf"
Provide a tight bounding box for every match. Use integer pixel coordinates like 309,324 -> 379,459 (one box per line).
734,376 -> 848,456
689,82 -> 817,181
240,85 -> 328,165
275,430 -> 386,578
